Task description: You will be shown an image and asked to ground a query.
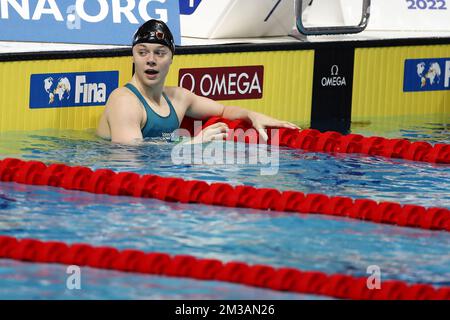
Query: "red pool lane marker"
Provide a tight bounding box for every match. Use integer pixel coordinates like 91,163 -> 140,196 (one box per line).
1,158 -> 450,233
195,117 -> 450,164
0,235 -> 449,300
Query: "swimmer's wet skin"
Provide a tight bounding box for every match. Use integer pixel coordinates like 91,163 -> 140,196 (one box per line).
96,19 -> 298,145
124,83 -> 179,138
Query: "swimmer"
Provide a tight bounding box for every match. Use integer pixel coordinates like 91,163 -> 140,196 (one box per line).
96,19 -> 298,145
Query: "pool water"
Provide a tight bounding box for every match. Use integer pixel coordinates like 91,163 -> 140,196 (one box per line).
0,116 -> 449,299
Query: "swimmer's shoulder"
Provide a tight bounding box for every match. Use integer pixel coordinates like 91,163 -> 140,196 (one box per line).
97,87 -> 143,139
103,87 -> 144,122
164,86 -> 194,97
164,86 -> 196,108
107,86 -> 137,104
105,87 -> 142,111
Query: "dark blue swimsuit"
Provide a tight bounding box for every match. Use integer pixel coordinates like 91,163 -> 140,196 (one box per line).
125,83 -> 179,139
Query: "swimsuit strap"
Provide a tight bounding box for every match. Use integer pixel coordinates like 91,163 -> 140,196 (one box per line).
124,83 -> 179,138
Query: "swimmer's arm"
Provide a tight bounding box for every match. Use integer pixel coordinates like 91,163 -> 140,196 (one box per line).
220,105 -> 298,131
184,89 -> 227,120
184,89 -> 299,135
184,89 -> 254,121
107,95 -> 144,145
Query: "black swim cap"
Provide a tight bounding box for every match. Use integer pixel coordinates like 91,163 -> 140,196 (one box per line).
132,19 -> 175,54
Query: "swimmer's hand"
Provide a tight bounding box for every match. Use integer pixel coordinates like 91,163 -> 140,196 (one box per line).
185,122 -> 229,144
247,112 -> 300,142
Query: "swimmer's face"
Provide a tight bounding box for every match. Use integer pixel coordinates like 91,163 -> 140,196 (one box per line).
132,43 -> 173,87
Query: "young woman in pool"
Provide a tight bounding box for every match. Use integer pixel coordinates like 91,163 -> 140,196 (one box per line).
96,19 -> 298,144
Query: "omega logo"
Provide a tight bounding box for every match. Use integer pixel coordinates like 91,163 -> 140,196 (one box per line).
322,64 -> 347,87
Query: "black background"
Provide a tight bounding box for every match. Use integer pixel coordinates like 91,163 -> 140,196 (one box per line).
311,47 -> 355,134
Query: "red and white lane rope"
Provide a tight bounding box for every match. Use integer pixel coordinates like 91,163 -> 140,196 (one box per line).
1,158 -> 449,233
1,235 -> 449,300
184,117 -> 450,164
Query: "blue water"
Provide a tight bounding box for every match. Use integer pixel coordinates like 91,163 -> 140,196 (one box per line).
0,117 -> 449,299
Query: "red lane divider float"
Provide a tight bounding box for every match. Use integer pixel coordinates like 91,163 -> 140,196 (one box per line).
185,117 -> 450,164
1,235 -> 449,300
1,158 -> 450,233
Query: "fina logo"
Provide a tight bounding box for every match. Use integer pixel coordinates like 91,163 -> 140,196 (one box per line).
30,71 -> 118,109
44,77 -> 71,104
44,75 -> 105,105
404,58 -> 450,92
416,62 -> 441,88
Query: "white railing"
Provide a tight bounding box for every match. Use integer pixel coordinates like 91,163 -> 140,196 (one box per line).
296,0 -> 371,35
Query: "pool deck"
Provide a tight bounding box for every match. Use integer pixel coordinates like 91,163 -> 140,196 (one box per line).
1,30 -> 450,54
